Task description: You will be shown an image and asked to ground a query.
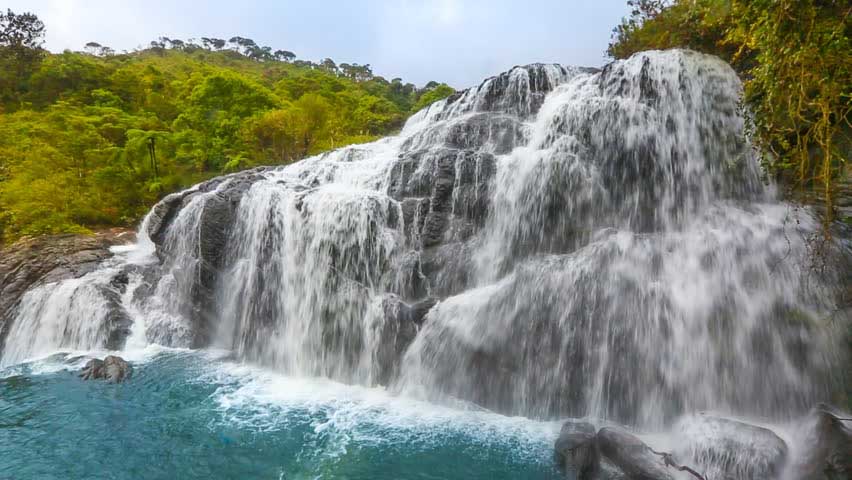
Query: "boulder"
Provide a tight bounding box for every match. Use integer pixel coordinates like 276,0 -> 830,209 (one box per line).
102,355 -> 132,383
596,427 -> 674,480
673,414 -> 788,480
79,358 -> 104,380
79,355 -> 132,383
554,420 -> 599,479
789,404 -> 852,480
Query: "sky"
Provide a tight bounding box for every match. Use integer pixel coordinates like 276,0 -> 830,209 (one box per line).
5,0 -> 632,89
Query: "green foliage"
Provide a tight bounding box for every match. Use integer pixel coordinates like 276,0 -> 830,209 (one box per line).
608,0 -> 851,225
0,9 -> 46,106
0,10 -> 455,244
412,83 -> 455,112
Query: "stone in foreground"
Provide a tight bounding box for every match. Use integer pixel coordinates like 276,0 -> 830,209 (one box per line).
79,355 -> 132,383
554,420 -> 599,479
596,427 -> 674,480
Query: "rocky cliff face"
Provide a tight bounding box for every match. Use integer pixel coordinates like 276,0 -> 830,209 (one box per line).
0,230 -> 134,356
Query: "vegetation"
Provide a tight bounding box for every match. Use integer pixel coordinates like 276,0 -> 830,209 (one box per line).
609,0 -> 851,225
0,9 -> 454,244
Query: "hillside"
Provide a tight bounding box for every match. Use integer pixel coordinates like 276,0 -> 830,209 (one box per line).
0,17 -> 453,243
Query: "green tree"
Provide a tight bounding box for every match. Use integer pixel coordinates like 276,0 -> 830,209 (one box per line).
0,9 -> 46,106
0,15 -> 455,244
413,83 -> 454,112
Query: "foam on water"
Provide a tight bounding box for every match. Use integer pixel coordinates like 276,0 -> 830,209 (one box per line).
0,350 -> 566,479
207,359 -> 561,453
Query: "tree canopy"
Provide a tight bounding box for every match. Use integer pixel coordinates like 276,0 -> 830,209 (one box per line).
0,10 -> 454,243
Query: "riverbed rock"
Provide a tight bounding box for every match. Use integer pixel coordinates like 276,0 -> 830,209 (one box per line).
789,404 -> 852,480
554,420 -> 599,479
596,427 -> 674,480
0,230 -> 134,355
673,413 -> 788,480
79,358 -> 105,380
79,355 -> 132,383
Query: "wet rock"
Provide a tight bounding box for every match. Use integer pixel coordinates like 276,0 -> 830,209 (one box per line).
443,113 -> 525,155
0,230 -> 134,355
596,427 -> 674,480
388,147 -> 496,249
371,295 -> 436,385
101,286 -> 134,351
409,297 -> 438,325
79,355 -> 132,383
395,250 -> 430,299
790,404 -> 852,480
418,241 -> 476,297
148,169 -> 265,347
673,413 -> 788,480
79,358 -> 104,380
103,355 -> 132,383
554,420 -> 599,479
146,167 -> 265,246
466,64 -> 578,118
145,190 -> 189,245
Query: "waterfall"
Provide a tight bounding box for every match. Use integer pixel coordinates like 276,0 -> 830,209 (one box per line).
0,266 -> 128,367
395,50 -> 841,426
1,50 -> 847,432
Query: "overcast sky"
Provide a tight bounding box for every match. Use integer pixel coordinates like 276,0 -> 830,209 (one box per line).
5,0 -> 631,88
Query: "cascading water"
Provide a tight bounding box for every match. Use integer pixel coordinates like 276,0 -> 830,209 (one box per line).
0,266 -> 128,367
1,49 -> 849,479
396,51 -> 842,426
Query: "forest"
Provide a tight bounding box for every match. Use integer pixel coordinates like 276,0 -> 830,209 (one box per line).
1,2 -> 848,243
0,9 -> 453,243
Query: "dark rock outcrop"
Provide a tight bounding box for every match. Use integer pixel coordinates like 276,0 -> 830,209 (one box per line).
371,295 -> 437,385
596,427 -> 674,480
79,355 -> 132,383
0,230 -> 134,354
554,420 -> 599,479
146,168 -> 267,347
790,404 -> 852,480
145,168 -> 268,246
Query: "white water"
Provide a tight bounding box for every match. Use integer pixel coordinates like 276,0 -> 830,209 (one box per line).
1,51 -> 848,478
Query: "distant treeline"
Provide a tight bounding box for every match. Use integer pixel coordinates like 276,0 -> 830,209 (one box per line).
0,9 -> 454,243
